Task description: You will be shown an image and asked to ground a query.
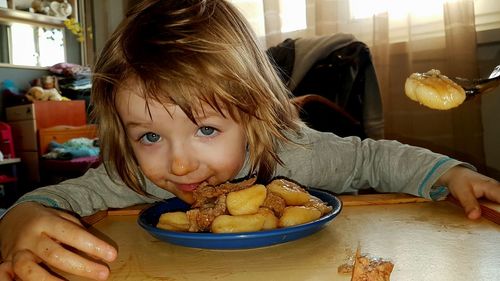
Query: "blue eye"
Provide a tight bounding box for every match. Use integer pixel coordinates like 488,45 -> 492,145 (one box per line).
197,126 -> 217,137
140,132 -> 162,144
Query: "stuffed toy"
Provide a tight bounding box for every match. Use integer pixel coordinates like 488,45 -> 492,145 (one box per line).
26,75 -> 70,102
26,86 -> 68,102
30,0 -> 50,15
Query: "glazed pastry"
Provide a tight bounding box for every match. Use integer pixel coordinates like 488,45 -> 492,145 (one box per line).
405,69 -> 465,110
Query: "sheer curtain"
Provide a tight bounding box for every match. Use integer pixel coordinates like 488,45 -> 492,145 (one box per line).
230,0 -> 486,171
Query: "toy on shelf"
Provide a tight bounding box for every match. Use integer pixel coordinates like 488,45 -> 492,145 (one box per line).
30,0 -> 73,18
26,75 -> 70,102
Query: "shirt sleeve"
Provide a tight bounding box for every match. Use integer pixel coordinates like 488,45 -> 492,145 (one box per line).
274,126 -> 476,199
6,164 -> 174,217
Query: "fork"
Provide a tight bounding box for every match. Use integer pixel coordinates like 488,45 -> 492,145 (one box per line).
452,65 -> 500,99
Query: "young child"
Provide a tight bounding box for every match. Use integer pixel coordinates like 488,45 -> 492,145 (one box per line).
1,0 -> 499,280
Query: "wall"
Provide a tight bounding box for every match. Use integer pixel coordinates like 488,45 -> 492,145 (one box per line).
477,36 -> 500,180
91,0 -> 128,60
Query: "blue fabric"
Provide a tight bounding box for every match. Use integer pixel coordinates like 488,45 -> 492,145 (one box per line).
43,138 -> 99,160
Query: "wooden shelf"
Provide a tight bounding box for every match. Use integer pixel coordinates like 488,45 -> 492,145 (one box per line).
0,0 -> 78,27
0,7 -> 65,27
0,158 -> 21,165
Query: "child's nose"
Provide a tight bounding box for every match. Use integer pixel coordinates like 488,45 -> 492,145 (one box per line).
170,157 -> 197,176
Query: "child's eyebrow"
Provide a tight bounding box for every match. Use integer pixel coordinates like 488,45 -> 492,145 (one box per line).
192,110 -> 224,121
123,121 -> 152,129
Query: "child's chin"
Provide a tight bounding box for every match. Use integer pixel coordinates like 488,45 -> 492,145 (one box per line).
175,190 -> 195,204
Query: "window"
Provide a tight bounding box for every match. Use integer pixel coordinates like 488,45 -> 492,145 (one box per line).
228,0 -> 265,36
229,0 -> 307,35
349,0 -> 446,20
229,0 -> 500,46
279,0 -> 306,33
9,23 -> 65,67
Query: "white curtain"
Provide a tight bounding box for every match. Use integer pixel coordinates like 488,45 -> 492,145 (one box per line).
230,0 -> 487,171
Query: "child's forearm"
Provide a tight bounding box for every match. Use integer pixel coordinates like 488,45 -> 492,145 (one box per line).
14,165 -> 159,217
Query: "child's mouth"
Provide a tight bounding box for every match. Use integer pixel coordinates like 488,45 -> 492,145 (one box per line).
177,183 -> 199,192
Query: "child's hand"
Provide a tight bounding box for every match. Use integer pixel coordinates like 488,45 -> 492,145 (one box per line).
438,166 -> 500,219
0,202 -> 117,280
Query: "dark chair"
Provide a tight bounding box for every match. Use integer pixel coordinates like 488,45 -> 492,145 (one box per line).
268,35 -> 384,139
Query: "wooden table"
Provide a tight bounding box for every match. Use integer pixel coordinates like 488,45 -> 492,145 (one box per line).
66,194 -> 500,281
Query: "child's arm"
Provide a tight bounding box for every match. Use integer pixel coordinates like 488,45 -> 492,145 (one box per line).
277,126 -> 500,220
436,166 -> 500,219
0,201 -> 117,280
12,164 -> 170,218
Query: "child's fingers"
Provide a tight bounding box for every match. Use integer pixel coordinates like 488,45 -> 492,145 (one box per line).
12,249 -> 63,281
0,260 -> 15,280
57,210 -> 84,226
451,185 -> 481,220
482,179 -> 500,203
46,215 -> 117,263
33,234 -> 110,281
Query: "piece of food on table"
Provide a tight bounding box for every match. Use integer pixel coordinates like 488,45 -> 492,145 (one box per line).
404,69 -> 465,110
351,248 -> 394,281
156,177 -> 332,233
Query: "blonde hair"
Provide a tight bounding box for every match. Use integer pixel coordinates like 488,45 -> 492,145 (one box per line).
91,0 -> 303,194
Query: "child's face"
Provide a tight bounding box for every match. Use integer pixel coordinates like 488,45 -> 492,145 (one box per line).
116,85 -> 247,203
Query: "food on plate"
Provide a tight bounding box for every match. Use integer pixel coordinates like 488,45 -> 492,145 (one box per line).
226,184 -> 267,215
156,211 -> 190,232
278,206 -> 322,227
156,178 -> 333,233
267,178 -> 311,205
351,248 -> 394,281
257,207 -> 279,230
404,69 -> 465,110
211,213 -> 265,233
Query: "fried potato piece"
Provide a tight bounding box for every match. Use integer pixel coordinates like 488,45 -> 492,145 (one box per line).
267,179 -> 310,205
226,184 -> 267,215
304,195 -> 333,215
257,208 -> 279,230
211,213 -> 265,233
279,206 -> 322,228
157,211 -> 190,232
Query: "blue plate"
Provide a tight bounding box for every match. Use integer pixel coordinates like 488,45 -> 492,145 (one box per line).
137,188 -> 342,250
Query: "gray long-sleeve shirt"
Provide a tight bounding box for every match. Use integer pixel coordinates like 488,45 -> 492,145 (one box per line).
13,126 -> 471,217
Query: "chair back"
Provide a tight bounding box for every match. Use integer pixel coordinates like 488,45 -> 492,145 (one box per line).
268,37 -> 384,139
